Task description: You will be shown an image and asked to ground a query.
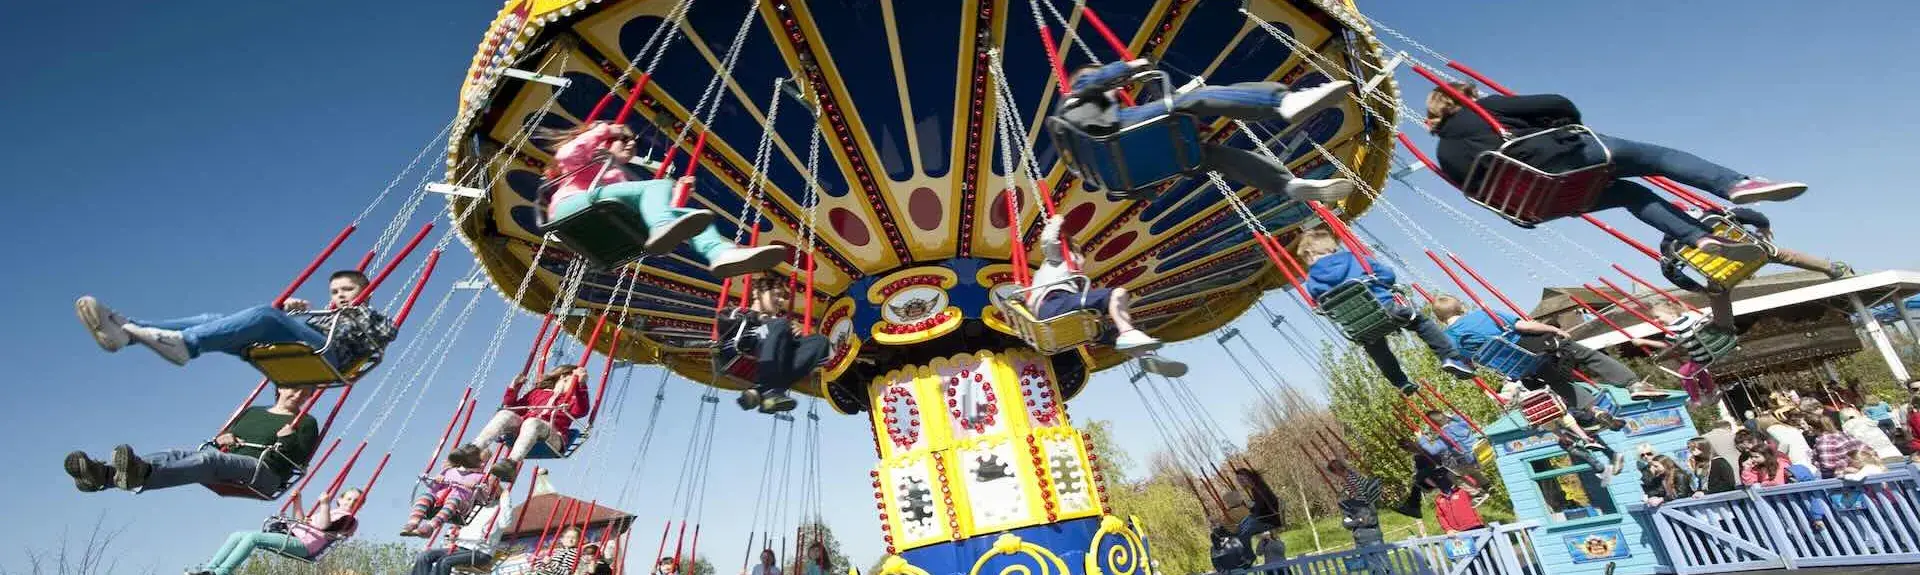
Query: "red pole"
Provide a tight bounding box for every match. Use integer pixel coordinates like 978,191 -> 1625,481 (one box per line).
1447,253 -> 1527,318
351,222 -> 434,306
1405,395 -> 1465,453
1442,61 -> 1513,97
393,249 -> 443,327
1410,282 -> 1438,305
1583,283 -> 1676,337
452,398 -> 480,451
649,521 -> 674,569
275,224 -> 356,309
1075,6 -> 1136,59
1568,294 -> 1661,354
669,132 -> 711,207
355,251 -> 377,274
1316,426 -> 1355,458
521,314 -> 557,378
216,379 -> 273,436
803,252 -> 817,334
687,524 -> 704,575
280,438 -> 341,511
500,465 -> 545,539
1264,235 -> 1318,306
1470,377 -> 1508,406
1612,264 -> 1698,313
574,499 -> 600,557
1425,250 -> 1507,329
1308,201 -> 1375,261
420,388 -> 475,479
349,452 -> 393,513
537,319 -> 565,374
1392,409 -> 1421,433
589,328 -> 624,425
1418,381 -> 1484,436
1032,14 -> 1071,95
604,73 -> 658,124
1595,277 -> 1658,317
576,311 -> 613,369
1410,65 -> 1506,138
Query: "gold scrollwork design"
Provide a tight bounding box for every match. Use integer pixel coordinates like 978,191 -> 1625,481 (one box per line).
875,555 -> 933,575
968,534 -> 1072,575
1084,515 -> 1147,575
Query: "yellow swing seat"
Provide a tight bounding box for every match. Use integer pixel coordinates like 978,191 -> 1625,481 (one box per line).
1666,212 -> 1773,291
993,276 -> 1108,356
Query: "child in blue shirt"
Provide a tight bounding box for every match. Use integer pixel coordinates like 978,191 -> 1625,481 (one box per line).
1294,230 -> 1472,395
1431,295 -> 1654,431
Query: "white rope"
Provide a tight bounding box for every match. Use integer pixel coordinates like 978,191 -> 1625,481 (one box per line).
352,121 -> 458,228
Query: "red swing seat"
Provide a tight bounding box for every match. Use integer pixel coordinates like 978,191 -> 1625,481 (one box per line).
1462,125 -> 1615,227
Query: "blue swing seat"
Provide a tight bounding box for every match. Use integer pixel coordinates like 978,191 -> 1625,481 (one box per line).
1471,332 -> 1548,381
1046,112 -> 1205,199
521,427 -> 585,460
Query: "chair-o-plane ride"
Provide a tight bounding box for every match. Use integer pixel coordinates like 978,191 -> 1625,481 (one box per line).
442,0 -> 1400,571
74,0 -> 1849,574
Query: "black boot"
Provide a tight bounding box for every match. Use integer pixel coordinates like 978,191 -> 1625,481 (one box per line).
63,451 -> 110,493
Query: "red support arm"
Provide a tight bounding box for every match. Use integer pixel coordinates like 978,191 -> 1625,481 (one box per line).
1418,381 -> 1484,436
1583,284 -> 1676,337
1405,395 -> 1465,453
669,132 -> 711,208
351,223 -> 433,307
588,327 -> 625,425
393,249 -> 443,327
605,73 -> 658,125
348,452 -> 392,514
1447,253 -> 1527,319
1425,250 -> 1506,330
1612,264 -> 1698,313
420,388 -> 475,480
1568,294 -> 1661,354
276,224 -> 356,309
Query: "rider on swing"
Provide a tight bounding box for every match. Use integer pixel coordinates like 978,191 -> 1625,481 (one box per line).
1426,83 -> 1807,264
1027,214 -> 1186,377
1055,59 -> 1358,202
730,271 -> 830,415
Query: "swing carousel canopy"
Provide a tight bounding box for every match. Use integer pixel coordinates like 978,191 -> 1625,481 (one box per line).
445,0 -> 1397,413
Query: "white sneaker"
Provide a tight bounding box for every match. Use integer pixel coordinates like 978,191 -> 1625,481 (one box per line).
1276,80 -> 1353,122
124,325 -> 190,366
708,245 -> 791,279
1139,355 -> 1188,378
75,296 -> 130,352
1284,178 -> 1355,202
1174,76 -> 1207,96
644,209 -> 716,256
1113,330 -> 1162,353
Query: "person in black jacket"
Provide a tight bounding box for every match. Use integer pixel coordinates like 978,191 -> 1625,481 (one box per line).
1056,59 -> 1358,202
1425,82 -> 1808,263
1230,467 -> 1285,551
1687,437 -> 1740,494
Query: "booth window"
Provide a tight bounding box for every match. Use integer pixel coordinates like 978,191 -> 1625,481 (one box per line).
1528,453 -> 1616,522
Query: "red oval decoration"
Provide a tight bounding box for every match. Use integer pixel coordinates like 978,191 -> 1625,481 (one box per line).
1094,231 -> 1137,262
829,207 -> 871,247
988,189 -> 1019,228
1062,203 -> 1095,236
907,187 -> 944,231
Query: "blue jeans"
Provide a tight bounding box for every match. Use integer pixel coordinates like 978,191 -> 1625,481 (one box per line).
203,531 -> 308,575
133,306 -> 338,365
1361,303 -> 1461,392
411,548 -> 493,575
552,179 -> 734,263
1581,134 -> 1747,244
1236,514 -> 1280,552
138,447 -> 283,493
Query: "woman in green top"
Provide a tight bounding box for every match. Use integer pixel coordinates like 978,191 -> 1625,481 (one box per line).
63,385 -> 322,495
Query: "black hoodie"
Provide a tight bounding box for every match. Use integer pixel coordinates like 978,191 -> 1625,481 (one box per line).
1431,94 -> 1585,185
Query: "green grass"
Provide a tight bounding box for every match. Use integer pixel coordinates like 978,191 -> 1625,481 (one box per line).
1271,501 -> 1517,554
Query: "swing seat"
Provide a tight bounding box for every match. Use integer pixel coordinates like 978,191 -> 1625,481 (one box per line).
1517,390 -> 1568,428
1046,113 -> 1204,198
522,428 -> 586,460
203,467 -> 301,501
1316,279 -> 1409,343
711,308 -> 764,387
1678,322 -> 1739,366
244,342 -> 377,390
542,199 -> 652,270
993,278 -> 1107,356
1666,213 -> 1771,291
1462,125 -> 1615,227
1470,333 -> 1548,381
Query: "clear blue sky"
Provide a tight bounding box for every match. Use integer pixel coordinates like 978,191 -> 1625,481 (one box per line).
3,1 -> 1916,573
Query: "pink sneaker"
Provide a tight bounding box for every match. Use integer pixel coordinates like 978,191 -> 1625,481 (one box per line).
1726,178 -> 1807,204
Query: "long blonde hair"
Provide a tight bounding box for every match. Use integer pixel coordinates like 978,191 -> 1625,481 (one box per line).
1425,82 -> 1481,127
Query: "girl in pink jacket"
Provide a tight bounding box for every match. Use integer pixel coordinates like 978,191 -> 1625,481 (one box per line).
539,122 -> 787,278
401,444 -> 495,537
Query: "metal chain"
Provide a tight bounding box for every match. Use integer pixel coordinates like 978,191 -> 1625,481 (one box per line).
667,0 -> 764,155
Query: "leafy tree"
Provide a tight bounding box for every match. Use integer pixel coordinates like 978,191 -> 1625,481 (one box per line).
236,540 -> 416,575
785,521 -> 851,575
1080,421 -> 1210,575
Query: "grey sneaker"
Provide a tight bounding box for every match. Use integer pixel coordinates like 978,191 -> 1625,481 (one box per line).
110,445 -> 150,491
75,296 -> 131,352
708,245 -> 790,279
125,325 -> 190,366
1282,178 -> 1355,203
1139,356 -> 1189,378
